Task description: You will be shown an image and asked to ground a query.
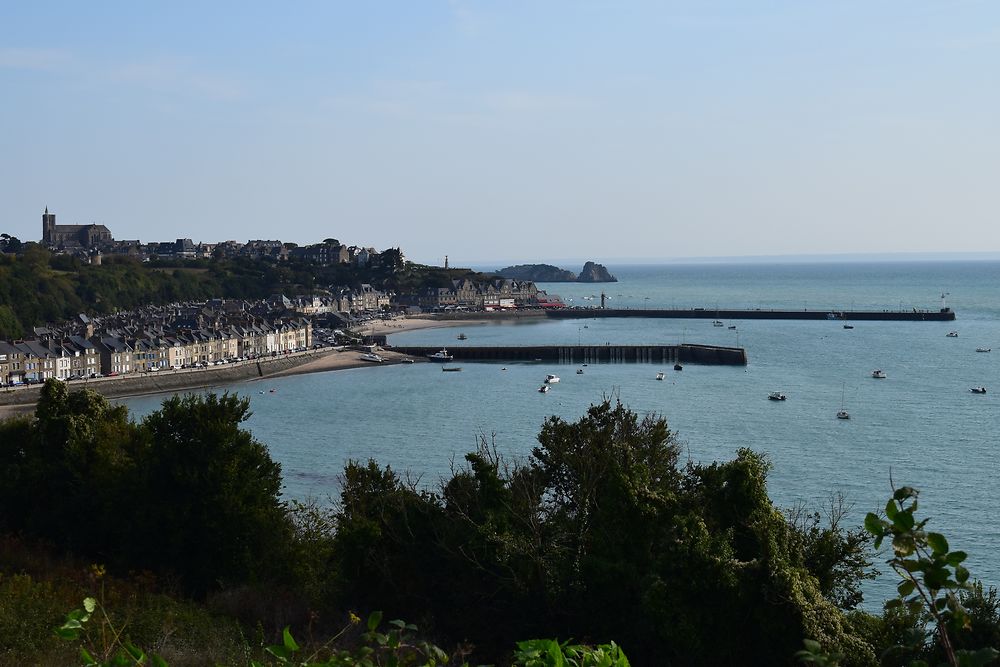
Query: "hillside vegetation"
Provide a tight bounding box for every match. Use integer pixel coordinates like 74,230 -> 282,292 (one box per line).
0,246 -> 490,339
2,384 -> 998,665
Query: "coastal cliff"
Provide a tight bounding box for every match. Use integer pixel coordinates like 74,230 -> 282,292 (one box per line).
495,261 -> 617,283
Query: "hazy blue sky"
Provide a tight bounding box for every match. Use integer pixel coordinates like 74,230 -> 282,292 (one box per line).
2,2 -> 998,264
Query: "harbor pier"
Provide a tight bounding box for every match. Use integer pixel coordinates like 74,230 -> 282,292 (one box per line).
545,307 -> 956,322
388,344 -> 747,365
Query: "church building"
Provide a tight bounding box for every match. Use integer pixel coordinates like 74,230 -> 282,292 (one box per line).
41,207 -> 113,248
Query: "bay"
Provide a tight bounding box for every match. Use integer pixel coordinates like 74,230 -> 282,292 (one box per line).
121,260 -> 1000,608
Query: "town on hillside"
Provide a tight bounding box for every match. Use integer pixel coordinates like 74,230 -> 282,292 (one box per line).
0,208 -> 573,386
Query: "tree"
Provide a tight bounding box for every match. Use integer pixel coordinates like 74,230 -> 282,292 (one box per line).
137,393 -> 290,594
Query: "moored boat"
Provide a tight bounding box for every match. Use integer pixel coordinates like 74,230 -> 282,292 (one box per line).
442,366 -> 462,372
947,331 -> 959,337
976,347 -> 991,353
427,348 -> 454,361
674,363 -> 683,371
871,369 -> 886,379
544,374 -> 560,384
656,371 -> 665,381
360,352 -> 384,363
538,385 -> 549,393
768,391 -> 786,401
836,410 -> 850,420
970,386 -> 987,394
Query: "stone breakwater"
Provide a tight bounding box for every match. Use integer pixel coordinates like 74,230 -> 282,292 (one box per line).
0,351 -> 327,408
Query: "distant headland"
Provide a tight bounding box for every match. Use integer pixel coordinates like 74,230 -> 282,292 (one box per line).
495,261 -> 618,283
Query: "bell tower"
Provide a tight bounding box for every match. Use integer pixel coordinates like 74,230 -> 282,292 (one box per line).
42,207 -> 56,243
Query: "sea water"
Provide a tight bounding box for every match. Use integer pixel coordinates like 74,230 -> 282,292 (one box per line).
121,261 -> 1000,608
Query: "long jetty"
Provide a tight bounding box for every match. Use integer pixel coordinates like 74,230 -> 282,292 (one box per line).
544,307 -> 955,322
388,344 -> 747,365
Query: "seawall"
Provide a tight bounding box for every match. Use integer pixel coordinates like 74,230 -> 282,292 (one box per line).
545,308 -> 956,322
0,351 -> 328,409
389,344 -> 747,365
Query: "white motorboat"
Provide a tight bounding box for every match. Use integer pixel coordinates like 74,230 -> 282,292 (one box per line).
360,352 -> 384,363
656,371 -> 665,381
947,331 -> 959,338
427,348 -> 454,361
768,391 -> 786,401
401,358 -> 415,363
871,369 -> 886,379
544,374 -> 560,384
712,320 -> 724,327
538,385 -> 550,393
970,386 -> 987,394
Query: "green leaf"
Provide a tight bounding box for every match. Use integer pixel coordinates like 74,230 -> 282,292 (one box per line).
947,551 -> 968,565
367,610 -> 383,632
265,644 -> 290,661
54,627 -> 78,640
151,655 -> 169,667
79,647 -> 97,666
927,532 -> 949,556
893,486 -> 917,501
282,626 -> 299,653
884,500 -> 898,520
892,533 -> 915,556
864,513 -> 884,537
83,597 -> 97,613
802,639 -> 821,653
894,510 -> 915,531
897,579 -> 915,597
123,641 -> 145,661
956,565 -> 970,583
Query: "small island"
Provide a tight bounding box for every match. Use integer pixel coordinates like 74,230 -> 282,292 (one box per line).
496,261 -> 618,283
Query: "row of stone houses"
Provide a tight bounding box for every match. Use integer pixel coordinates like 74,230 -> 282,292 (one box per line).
0,304 -> 312,385
412,278 -> 542,311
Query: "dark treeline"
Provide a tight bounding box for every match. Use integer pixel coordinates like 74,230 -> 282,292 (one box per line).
0,245 -> 491,339
1,384 -> 999,665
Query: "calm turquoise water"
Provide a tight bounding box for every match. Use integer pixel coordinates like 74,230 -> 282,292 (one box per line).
122,261 -> 1000,608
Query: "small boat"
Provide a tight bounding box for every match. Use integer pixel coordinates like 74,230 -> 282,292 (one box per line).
970,386 -> 987,394
269,388 -> 277,394
538,385 -> 550,393
674,363 -> 683,371
442,366 -> 462,372
456,333 -> 467,340
768,391 -> 786,401
427,348 -> 454,361
712,320 -> 724,327
871,369 -> 887,379
401,358 -> 415,363
259,390 -> 265,395
501,367 -> 507,371
728,325 -> 737,330
843,324 -> 854,330
976,348 -> 991,353
947,331 -> 959,338
577,369 -> 585,375
656,371 -> 665,381
836,383 -> 849,418
360,352 -> 384,363
544,374 -> 560,384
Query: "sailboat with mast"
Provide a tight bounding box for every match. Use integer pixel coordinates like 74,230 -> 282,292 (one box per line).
836,383 -> 850,420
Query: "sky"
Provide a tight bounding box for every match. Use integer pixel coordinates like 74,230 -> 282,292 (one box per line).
1,1 -> 999,265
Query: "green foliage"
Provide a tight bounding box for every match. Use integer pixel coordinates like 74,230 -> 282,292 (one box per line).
332,400 -> 876,665
803,486 -> 1000,667
0,382 -> 289,596
513,639 -> 630,667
